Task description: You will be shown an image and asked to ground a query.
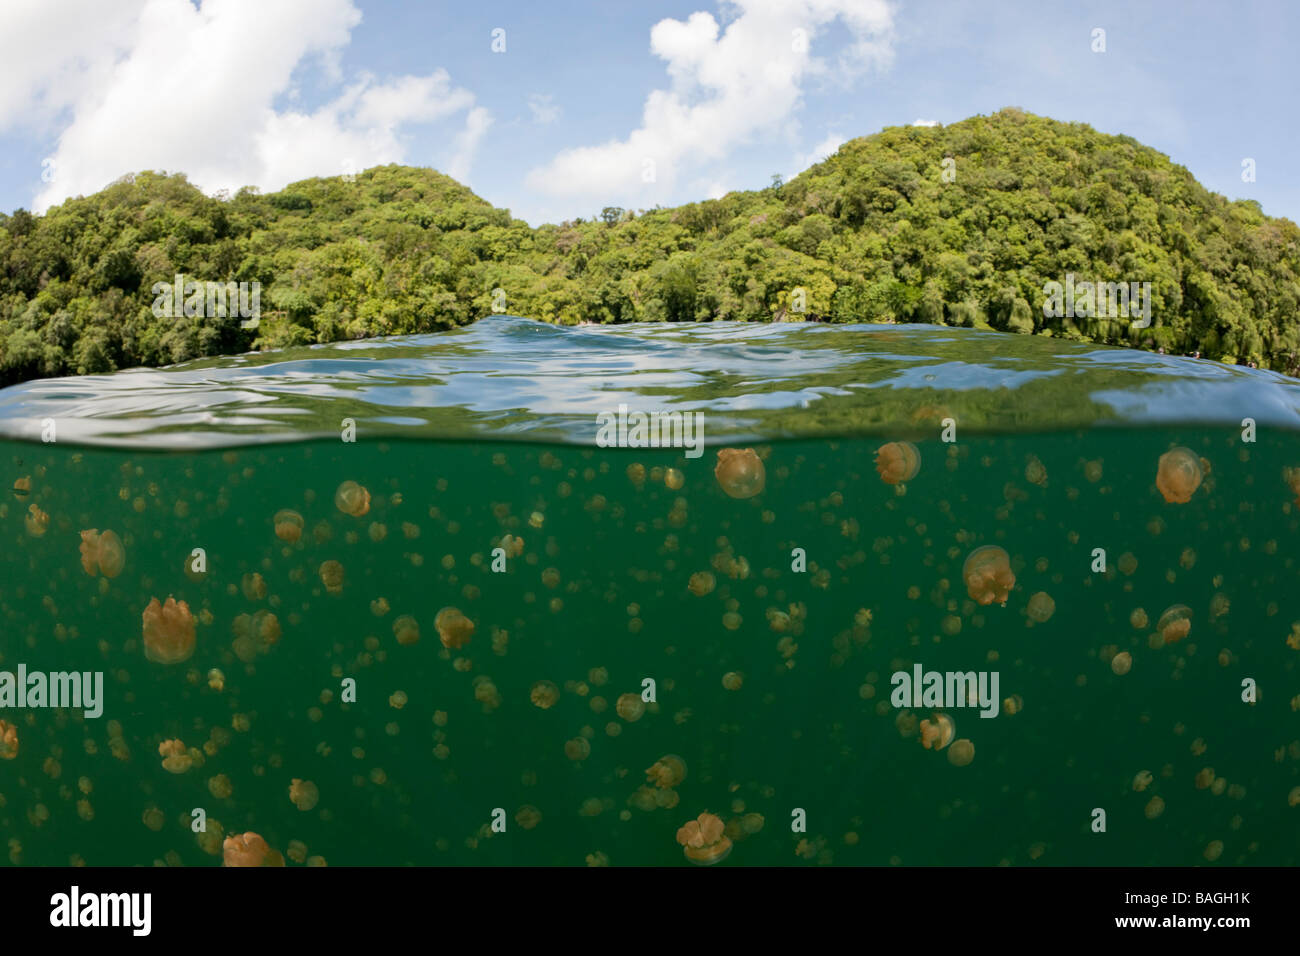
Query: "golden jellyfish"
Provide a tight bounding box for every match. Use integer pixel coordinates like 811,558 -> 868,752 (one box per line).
289,778 -> 319,811
530,681 -> 560,709
688,571 -> 716,596
141,596 -> 196,664
1157,605 -> 1192,645
1111,651 -> 1132,676
722,671 -> 744,691
962,545 -> 1015,606
1024,455 -> 1047,487
273,509 -> 303,543
208,774 -> 233,799
714,448 -> 765,499
222,832 -> 284,867
1132,770 -> 1153,792
875,441 -> 920,485
1288,786 -> 1300,808
665,468 -> 685,490
318,560 -> 344,595
158,739 -> 192,774
947,739 -> 975,766
1203,840 -> 1224,862
919,713 -> 955,751
646,754 -> 687,789
615,693 -> 646,721
1130,608 -> 1148,630
392,615 -> 420,646
334,480 -> 371,517
564,737 -> 591,762
1026,592 -> 1055,624
0,720 -> 18,759
78,529 -> 124,578
435,606 -> 475,649
515,805 -> 542,830
1155,447 -> 1204,504
676,812 -> 732,865
25,503 -> 49,537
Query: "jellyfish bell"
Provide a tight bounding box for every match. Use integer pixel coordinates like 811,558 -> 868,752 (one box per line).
919,713 -> 955,751
222,831 -> 283,867
1157,605 -> 1192,644
0,720 -> 18,759
318,560 -> 345,595
435,607 -> 475,649
615,693 -> 646,722
289,778 -> 320,811
676,812 -> 731,865
874,441 -> 921,485
1155,447 -> 1204,504
962,545 -> 1015,606
1111,651 -> 1133,675
647,754 -> 687,789
142,596 -> 196,664
1026,592 -> 1055,624
714,448 -> 765,499
273,509 -> 304,543
530,680 -> 560,709
947,739 -> 975,766
334,481 -> 371,517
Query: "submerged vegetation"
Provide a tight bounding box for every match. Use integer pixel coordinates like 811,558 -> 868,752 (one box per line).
1,108 -> 1298,385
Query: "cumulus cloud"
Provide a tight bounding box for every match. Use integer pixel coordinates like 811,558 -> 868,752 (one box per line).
0,0 -> 490,211
525,0 -> 893,208
912,118 -> 941,127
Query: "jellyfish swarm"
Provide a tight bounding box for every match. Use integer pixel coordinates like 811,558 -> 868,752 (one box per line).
78,529 -> 125,578
142,597 -> 196,664
714,448 -> 765,499
874,442 -> 920,485
676,812 -> 732,865
962,546 -> 1015,606
1155,447 -> 1204,503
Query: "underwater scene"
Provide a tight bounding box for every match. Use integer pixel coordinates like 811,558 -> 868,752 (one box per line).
1,318 -> 1298,867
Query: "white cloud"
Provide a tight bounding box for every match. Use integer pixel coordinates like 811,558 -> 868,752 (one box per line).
789,130 -> 847,179
447,106 -> 493,183
912,118 -> 941,127
0,0 -> 490,211
525,0 -> 893,209
528,93 -> 561,125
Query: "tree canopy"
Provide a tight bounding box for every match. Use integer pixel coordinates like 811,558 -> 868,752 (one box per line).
2,108 -> 1297,385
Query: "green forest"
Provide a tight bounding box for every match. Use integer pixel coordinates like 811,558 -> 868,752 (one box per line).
1,107 -> 1298,386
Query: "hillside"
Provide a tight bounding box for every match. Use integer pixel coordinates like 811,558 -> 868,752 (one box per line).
2,107 -> 1298,385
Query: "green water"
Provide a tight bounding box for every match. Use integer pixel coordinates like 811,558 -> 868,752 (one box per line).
2,427 -> 1298,866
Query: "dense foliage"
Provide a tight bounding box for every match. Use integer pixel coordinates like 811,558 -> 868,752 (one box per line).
2,108 -> 1298,385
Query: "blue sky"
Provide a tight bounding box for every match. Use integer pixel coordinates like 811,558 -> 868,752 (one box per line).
0,0 -> 1295,225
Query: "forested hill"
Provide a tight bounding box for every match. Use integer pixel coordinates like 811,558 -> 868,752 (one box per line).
2,107 -> 1298,385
